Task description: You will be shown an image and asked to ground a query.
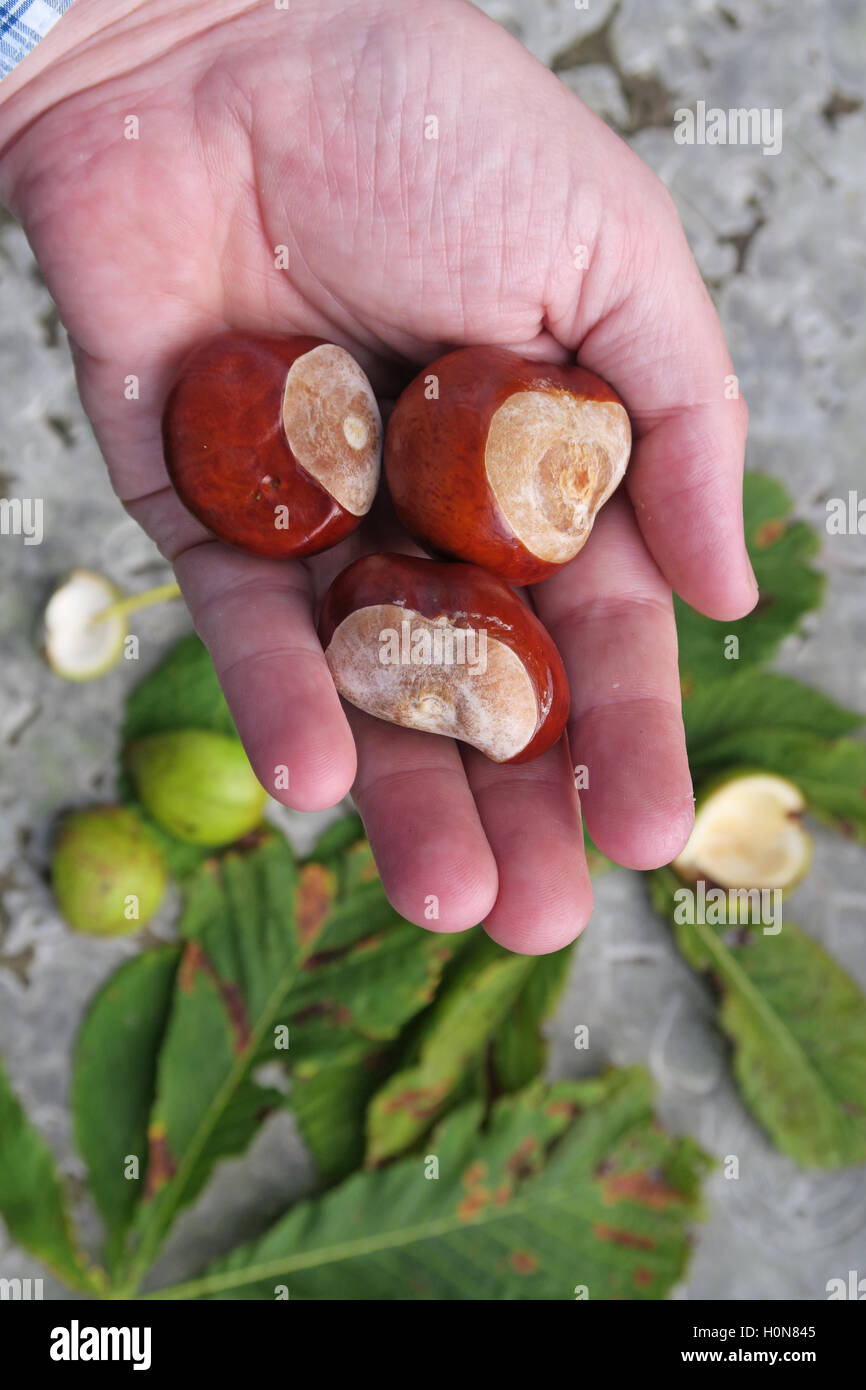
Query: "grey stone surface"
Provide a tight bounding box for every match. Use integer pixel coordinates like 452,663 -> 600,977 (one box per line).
1,0 -> 865,1301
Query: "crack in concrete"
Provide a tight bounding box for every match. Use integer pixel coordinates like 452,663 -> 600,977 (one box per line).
821,90 -> 863,128
551,2 -> 676,135
45,415 -> 76,450
0,946 -> 34,986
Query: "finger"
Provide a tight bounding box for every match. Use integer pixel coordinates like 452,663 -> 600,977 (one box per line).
73,346 -> 357,813
534,493 -> 694,870
164,524 -> 357,812
462,737 -> 592,956
128,482 -> 358,814
547,179 -> 756,621
347,708 -> 499,933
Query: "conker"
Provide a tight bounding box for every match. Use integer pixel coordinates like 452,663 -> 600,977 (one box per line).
318,553 -> 569,763
162,332 -> 382,558
384,346 -> 631,583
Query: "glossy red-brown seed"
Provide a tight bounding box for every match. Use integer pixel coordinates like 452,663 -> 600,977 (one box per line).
385,346 -> 631,584
319,553 -> 570,763
163,332 -> 382,558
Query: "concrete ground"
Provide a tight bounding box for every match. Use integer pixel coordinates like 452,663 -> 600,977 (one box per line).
0,0 -> 864,1299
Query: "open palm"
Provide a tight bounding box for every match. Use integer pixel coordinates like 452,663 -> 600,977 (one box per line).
0,0 -> 754,951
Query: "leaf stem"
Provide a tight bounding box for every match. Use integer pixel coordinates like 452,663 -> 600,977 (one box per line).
92,582 -> 182,624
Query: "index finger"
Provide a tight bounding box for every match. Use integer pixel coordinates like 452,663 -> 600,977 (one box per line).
74,347 -> 357,812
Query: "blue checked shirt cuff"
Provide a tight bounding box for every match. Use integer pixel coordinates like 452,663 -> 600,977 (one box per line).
0,0 -> 76,80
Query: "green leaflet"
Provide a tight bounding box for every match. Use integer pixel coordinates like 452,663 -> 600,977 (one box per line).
676,472 -> 824,686
122,634 -> 236,742
123,833 -> 317,1286
682,669 -> 862,752
281,828 -> 459,1180
150,1068 -> 710,1301
72,947 -> 180,1272
285,921 -> 454,1056
107,828 -> 457,1285
365,933 -> 538,1165
650,868 -> 866,1166
291,1055 -> 391,1184
0,1059 -> 97,1291
360,931 -> 575,1170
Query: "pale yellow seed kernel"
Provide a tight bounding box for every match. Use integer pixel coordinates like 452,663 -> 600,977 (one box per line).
342,415 -> 369,450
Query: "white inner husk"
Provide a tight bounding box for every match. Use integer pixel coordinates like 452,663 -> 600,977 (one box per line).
674,773 -> 810,889
43,570 -> 125,678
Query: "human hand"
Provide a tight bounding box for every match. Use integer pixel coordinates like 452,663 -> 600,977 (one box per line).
0,0 -> 755,952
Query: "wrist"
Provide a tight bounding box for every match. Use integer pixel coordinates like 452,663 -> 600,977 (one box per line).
0,0 -> 138,110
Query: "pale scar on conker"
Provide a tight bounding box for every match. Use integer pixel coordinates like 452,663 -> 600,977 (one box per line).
162,332 -> 382,559
318,553 -> 570,763
384,345 -> 631,584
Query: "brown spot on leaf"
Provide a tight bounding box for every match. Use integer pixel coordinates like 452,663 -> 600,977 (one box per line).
355,933 -> 383,954
303,944 -> 351,970
493,1182 -> 513,1207
177,941 -> 252,1053
418,945 -> 454,1006
509,1250 -> 540,1275
362,1048 -> 390,1072
462,1161 -> 488,1190
382,1082 -> 448,1121
457,1188 -> 491,1222
218,980 -> 252,1052
232,827 -> 270,852
634,1266 -> 655,1289
505,1136 -> 542,1180
143,1123 -> 176,1199
296,863 -> 335,945
178,940 -> 207,994
594,1222 -> 656,1251
546,1099 -> 577,1119
753,518 -> 785,547
601,1169 -> 683,1211
293,999 -> 353,1027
